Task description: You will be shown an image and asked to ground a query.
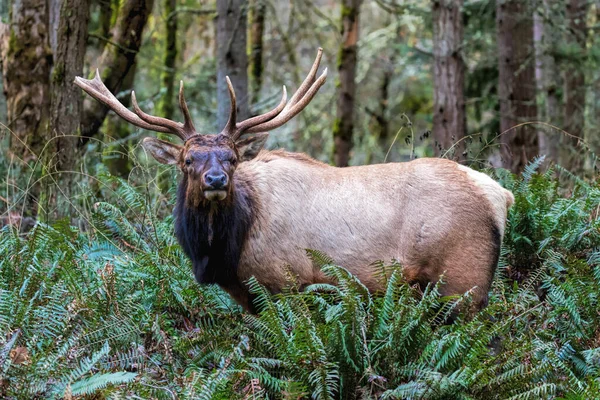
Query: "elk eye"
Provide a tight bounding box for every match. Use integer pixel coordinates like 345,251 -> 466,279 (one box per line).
185,158 -> 192,165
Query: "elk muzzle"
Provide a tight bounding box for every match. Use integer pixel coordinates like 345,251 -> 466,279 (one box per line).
202,169 -> 229,201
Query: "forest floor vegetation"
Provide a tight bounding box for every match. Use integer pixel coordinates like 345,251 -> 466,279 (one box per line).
1,156 -> 600,399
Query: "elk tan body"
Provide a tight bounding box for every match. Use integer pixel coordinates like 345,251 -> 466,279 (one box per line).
75,48 -> 514,314
227,151 -> 513,310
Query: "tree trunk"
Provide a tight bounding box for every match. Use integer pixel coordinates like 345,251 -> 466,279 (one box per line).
533,0 -> 560,164
0,0 -> 51,162
158,0 -> 177,120
43,0 -> 90,219
563,0 -> 588,171
376,60 -> 393,144
156,0 -> 177,193
249,0 -> 265,108
496,0 -> 538,174
432,0 -> 465,160
99,0 -> 117,43
80,0 -> 154,141
333,0 -> 361,167
216,0 -> 249,130
593,2 -> 600,158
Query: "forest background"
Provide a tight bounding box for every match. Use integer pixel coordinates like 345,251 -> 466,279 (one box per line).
2,0 -> 600,399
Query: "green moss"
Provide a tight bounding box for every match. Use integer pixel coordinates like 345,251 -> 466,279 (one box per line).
250,47 -> 263,79
7,29 -> 50,69
7,29 -> 21,57
341,4 -> 355,19
52,63 -> 65,85
332,117 -> 342,137
99,66 -> 113,81
111,0 -> 121,27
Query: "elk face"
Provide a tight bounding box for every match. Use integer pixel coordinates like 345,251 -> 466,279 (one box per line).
141,132 -> 268,204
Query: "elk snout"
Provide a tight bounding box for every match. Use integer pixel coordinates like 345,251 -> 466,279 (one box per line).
203,172 -> 228,189
202,170 -> 229,201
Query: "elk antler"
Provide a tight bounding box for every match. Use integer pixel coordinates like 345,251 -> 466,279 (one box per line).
221,47 -> 328,140
74,70 -> 196,141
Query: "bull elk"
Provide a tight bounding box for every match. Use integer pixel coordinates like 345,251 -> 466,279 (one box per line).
75,48 -> 514,313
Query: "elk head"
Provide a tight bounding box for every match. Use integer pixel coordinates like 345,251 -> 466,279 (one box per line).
75,49 -> 327,205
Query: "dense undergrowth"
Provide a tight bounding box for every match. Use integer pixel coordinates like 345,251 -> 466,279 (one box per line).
2,157 -> 600,399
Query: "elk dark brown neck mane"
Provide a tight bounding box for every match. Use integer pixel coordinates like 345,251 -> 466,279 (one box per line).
174,173 -> 255,288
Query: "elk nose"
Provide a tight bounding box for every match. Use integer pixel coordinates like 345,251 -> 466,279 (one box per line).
204,172 -> 228,189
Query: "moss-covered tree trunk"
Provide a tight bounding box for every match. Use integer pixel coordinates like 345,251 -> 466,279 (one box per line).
533,0 -> 560,164
496,0 -> 538,174
249,0 -> 265,108
375,60 -> 392,144
367,22 -> 402,163
432,0 -> 465,160
562,0 -> 588,172
216,0 -> 249,130
158,0 -> 177,121
0,0 -> 51,163
593,1 -> 600,158
0,0 -> 51,219
41,0 -> 90,220
80,0 -> 154,141
333,0 -> 361,167
98,0 -> 118,46
156,0 -> 178,193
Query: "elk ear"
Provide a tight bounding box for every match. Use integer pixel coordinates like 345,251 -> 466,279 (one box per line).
236,133 -> 269,161
142,137 -> 182,165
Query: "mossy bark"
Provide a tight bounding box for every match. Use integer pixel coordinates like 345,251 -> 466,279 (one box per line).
432,0 -> 465,160
533,0 -> 560,165
333,0 -> 361,167
41,0 -> 90,220
216,0 -> 249,130
592,3 -> 600,160
496,0 -> 538,173
93,0 -> 120,51
562,0 -> 589,173
156,0 -> 177,193
158,0 -> 177,121
1,0 -> 51,162
80,0 -> 155,141
248,0 -> 265,108
0,0 -> 52,218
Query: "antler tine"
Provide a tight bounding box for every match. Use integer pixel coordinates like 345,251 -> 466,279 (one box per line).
286,47 -> 323,109
131,91 -> 187,140
74,69 -> 173,134
221,76 -> 237,137
227,48 -> 327,137
244,67 -> 327,134
75,69 -> 196,141
179,80 -> 196,135
232,86 -> 287,139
